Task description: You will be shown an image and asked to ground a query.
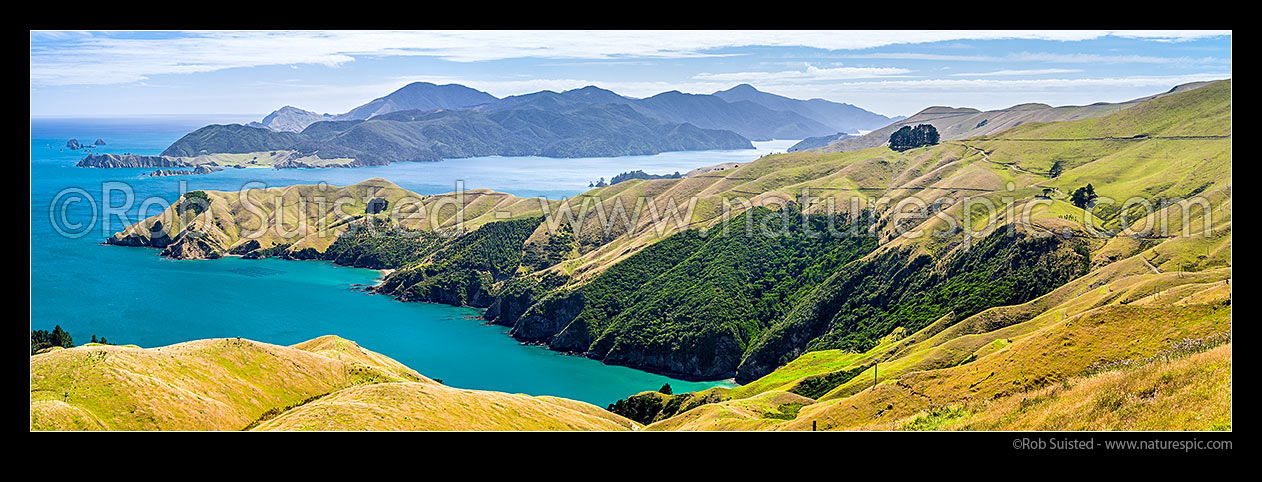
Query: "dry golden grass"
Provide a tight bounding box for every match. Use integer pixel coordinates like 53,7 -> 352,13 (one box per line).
947,343 -> 1231,431
30,335 -> 631,431
30,338 -> 367,431
252,382 -> 632,431
643,390 -> 815,431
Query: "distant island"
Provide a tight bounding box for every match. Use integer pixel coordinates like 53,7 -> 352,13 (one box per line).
610,170 -> 682,185
64,138 -> 107,151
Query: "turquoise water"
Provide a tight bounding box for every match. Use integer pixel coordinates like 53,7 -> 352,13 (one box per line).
31,117 -> 792,406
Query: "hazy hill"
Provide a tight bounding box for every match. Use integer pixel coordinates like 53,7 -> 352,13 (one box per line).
788,132 -> 853,152
634,90 -> 833,141
714,84 -> 896,135
478,85 -> 634,112
815,80 -> 1218,153
482,85 -> 845,141
247,106 -> 335,133
339,82 -> 499,120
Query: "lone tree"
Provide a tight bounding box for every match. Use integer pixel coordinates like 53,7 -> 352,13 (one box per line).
1070,184 -> 1098,208
365,197 -> 389,214
888,124 -> 940,151
659,383 -> 673,395
1048,160 -> 1064,178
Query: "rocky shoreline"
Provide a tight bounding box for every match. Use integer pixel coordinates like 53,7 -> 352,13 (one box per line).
144,165 -> 225,177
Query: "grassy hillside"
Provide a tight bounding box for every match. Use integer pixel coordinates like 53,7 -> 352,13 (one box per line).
252,382 -> 633,431
108,178 -> 546,262
613,80 -> 1230,429
817,80 -> 1218,153
636,246 -> 1230,430
30,335 -> 632,431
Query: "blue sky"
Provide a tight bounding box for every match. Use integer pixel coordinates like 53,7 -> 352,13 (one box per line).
29,30 -> 1231,119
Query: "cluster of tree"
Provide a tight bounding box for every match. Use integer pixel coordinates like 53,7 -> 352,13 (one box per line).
376,217 -> 546,307
177,190 -> 213,215
1048,160 -> 1064,178
1070,184 -> 1098,208
506,206 -> 882,378
888,124 -> 940,151
31,327 -> 117,355
588,178 -> 607,188
740,226 -> 1091,380
365,197 -> 390,214
521,222 -> 575,270
31,326 -> 74,354
321,218 -> 442,269
610,170 -> 683,185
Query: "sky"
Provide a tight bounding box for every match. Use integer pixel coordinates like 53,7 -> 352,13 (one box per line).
29,30 -> 1231,119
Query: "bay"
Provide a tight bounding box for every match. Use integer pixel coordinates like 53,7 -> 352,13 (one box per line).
31,116 -> 795,405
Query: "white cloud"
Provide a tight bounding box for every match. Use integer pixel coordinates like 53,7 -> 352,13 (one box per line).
846,51 -> 1228,65
949,68 -> 1083,77
1007,51 -> 1227,65
693,63 -> 912,83
844,53 -> 1006,62
786,74 -> 1231,93
30,30 -> 1231,86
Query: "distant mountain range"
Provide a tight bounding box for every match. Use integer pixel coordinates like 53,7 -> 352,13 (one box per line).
163,82 -> 898,164
248,82 -> 898,141
165,102 -> 752,163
